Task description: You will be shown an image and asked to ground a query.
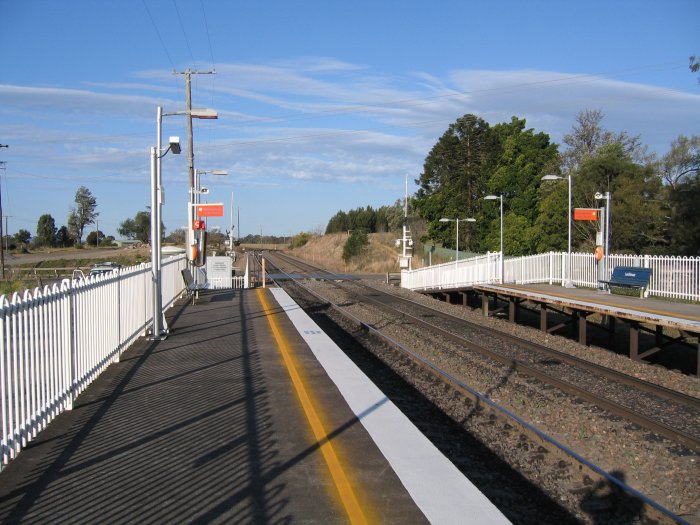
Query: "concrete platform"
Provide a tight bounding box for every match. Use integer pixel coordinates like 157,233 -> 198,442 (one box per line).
0,288 -> 509,524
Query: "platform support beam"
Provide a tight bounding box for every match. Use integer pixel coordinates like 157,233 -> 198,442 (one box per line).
539,303 -> 547,332
630,321 -> 640,361
578,311 -> 588,345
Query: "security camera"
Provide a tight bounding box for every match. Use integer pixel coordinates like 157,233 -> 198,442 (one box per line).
594,192 -> 603,199
200,187 -> 209,194
169,136 -> 181,155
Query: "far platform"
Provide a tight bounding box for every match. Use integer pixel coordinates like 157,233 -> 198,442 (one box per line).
421,282 -> 700,375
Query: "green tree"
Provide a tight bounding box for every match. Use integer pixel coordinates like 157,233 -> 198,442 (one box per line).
342,229 -> 368,262
690,55 -> 700,83
118,210 -> 153,243
667,176 -> 700,255
482,117 -> 559,255
56,225 -> 74,247
14,229 -> 31,247
291,232 -> 311,248
326,210 -> 349,234
70,186 -> 98,244
85,230 -> 105,246
575,144 -> 665,254
414,114 -> 497,249
534,177 -> 569,252
35,214 -> 57,247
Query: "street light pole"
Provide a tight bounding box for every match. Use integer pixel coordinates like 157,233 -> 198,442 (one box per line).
439,217 -> 476,268
484,195 -> 504,283
150,107 -> 183,340
542,174 -> 574,288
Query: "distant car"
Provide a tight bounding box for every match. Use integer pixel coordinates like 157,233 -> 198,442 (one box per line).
89,262 -> 121,278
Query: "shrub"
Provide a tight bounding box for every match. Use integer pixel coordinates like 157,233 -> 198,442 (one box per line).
291,232 -> 311,248
342,230 -> 368,262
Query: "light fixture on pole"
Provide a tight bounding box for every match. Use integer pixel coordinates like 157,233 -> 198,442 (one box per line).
542,174 -> 574,288
149,106 -> 219,340
150,105 -> 184,340
439,217 -> 476,266
483,194 -> 504,284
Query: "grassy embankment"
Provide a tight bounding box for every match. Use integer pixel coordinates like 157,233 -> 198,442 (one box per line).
284,232 -> 410,274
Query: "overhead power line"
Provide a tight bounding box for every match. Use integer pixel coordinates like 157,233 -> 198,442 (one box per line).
141,0 -> 176,69
173,0 -> 197,68
199,0 -> 216,68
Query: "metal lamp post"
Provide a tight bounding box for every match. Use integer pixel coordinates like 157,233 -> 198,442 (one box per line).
483,195 -> 504,283
439,217 -> 476,266
542,174 -> 574,288
194,169 -> 228,205
151,106 -> 217,340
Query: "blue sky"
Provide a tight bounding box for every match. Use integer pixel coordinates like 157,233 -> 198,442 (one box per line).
1,0 -> 699,239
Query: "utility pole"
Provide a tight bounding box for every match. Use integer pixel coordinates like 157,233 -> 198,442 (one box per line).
3,216 -> 11,252
173,69 -> 215,270
173,69 -> 215,196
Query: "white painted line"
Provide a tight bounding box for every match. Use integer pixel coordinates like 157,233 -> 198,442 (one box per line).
269,287 -> 510,525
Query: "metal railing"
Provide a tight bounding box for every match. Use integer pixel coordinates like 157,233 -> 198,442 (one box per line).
402,252 -> 700,302
0,254 -> 187,467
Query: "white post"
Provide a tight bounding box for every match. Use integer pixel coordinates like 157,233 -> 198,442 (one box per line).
499,195 -> 504,284
149,146 -> 162,339
456,218 -> 459,265
564,175 -> 575,288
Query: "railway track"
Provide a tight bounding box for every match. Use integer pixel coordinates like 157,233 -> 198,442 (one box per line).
260,250 -> 698,524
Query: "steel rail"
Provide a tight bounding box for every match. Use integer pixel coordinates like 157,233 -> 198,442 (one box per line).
266,251 -> 700,451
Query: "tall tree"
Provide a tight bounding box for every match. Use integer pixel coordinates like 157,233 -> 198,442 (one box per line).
561,109 -> 649,173
67,211 -> 80,244
70,186 -> 98,245
485,117 -> 560,254
414,114 -> 497,248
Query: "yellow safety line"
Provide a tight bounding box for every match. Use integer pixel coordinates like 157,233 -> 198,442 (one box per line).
256,288 -> 369,525
488,284 -> 700,322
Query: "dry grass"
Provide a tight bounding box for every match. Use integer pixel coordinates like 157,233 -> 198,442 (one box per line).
285,232 -> 404,274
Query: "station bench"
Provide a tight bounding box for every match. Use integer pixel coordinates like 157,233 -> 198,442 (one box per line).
181,268 -> 206,304
600,266 -> 652,298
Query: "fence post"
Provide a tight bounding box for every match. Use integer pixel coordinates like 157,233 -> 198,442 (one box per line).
66,284 -> 76,411
116,272 -> 122,362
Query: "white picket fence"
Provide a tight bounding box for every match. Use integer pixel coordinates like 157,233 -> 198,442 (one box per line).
402,252 -> 700,302
0,254 -> 188,467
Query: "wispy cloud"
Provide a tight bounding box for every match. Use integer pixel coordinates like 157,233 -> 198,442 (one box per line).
4,58 -> 700,235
